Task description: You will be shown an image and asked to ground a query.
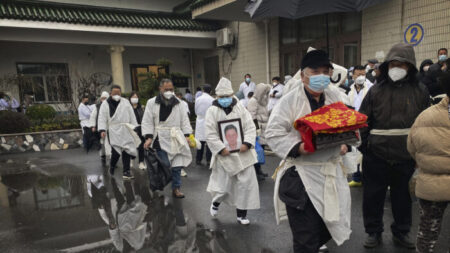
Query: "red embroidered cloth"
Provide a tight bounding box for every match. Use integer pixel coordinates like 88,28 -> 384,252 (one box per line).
293,102 -> 368,152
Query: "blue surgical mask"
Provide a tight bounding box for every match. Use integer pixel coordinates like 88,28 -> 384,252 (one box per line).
344,79 -> 349,87
308,74 -> 330,92
439,54 -> 448,62
218,97 -> 233,108
245,78 -> 251,83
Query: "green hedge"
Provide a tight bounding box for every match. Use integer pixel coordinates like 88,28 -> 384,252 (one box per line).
26,104 -> 56,122
0,111 -> 31,134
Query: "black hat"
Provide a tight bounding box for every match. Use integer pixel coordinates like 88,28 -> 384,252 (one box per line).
368,59 -> 379,64
301,50 -> 333,70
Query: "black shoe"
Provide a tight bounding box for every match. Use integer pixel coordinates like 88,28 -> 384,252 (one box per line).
196,160 -> 203,166
364,233 -> 382,248
123,171 -> 134,180
393,233 -> 415,249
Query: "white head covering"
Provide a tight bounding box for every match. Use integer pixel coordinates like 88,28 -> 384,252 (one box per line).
215,77 -> 234,96
331,63 -> 348,87
101,91 -> 109,98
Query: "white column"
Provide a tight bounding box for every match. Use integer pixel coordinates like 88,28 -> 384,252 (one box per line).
108,45 -> 125,90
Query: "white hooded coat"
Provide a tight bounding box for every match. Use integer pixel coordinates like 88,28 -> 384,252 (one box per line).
141,96 -> 193,168
98,97 -> 140,157
347,80 -> 374,111
195,92 -> 215,141
247,83 -> 271,145
265,85 -> 352,245
205,77 -> 260,210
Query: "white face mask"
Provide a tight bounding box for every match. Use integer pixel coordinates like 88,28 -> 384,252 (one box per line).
112,95 -> 121,101
273,82 -> 277,86
130,98 -> 139,104
423,65 -> 430,72
355,75 -> 366,85
371,71 -> 377,77
163,91 -> 174,99
388,67 -> 407,82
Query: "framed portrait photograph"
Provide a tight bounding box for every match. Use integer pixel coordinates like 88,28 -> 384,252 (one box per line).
218,118 -> 244,153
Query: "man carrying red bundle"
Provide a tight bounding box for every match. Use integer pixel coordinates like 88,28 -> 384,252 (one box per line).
266,50 -> 358,253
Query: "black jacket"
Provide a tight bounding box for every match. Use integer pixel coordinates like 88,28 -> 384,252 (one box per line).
132,103 -> 144,125
423,62 -> 445,98
359,43 -> 430,163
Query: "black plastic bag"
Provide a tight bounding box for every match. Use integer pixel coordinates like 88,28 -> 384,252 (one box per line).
145,148 -> 172,191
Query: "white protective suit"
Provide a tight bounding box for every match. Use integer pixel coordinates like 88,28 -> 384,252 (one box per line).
247,83 -> 271,145
347,81 -> 374,111
195,92 -> 214,141
265,85 -> 352,245
141,96 -> 193,168
88,106 -> 99,128
205,77 -> 260,210
78,103 -> 95,129
98,97 -> 140,157
267,83 -> 284,112
239,81 -> 256,107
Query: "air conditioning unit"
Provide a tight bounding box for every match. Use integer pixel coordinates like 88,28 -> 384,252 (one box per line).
216,28 -> 234,48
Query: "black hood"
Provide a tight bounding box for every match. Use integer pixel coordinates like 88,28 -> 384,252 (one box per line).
419,59 -> 433,73
378,43 -> 419,85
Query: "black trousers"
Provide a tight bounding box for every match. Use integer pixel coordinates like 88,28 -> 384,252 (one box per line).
362,152 -> 415,235
196,141 -> 212,163
286,199 -> 331,253
110,148 -> 131,174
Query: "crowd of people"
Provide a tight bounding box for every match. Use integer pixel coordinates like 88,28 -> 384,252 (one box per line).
75,43 -> 449,253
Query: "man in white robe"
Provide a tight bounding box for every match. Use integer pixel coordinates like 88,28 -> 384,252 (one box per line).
266,50 -> 352,252
142,79 -> 193,198
89,91 -> 109,163
205,77 -> 260,225
267,76 -> 284,112
194,84 -> 214,166
347,65 -> 373,188
238,73 -> 256,107
98,85 -> 140,180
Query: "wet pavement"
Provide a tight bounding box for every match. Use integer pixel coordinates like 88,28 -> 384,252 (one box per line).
0,149 -> 449,253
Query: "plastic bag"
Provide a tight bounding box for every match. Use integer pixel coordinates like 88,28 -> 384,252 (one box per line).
341,147 -> 362,175
145,149 -> 172,191
255,136 -> 265,165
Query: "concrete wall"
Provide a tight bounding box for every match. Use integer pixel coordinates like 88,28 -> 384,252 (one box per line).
362,0 -> 450,67
0,41 -> 192,101
192,18 -> 280,92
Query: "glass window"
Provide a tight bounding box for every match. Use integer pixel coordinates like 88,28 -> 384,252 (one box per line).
280,18 -> 297,45
298,15 -> 325,43
342,12 -> 362,33
130,64 -> 169,91
17,63 -> 71,103
283,53 -> 297,77
344,43 -> 358,68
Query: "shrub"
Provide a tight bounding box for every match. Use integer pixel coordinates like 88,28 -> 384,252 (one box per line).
26,104 -> 56,122
0,111 -> 31,134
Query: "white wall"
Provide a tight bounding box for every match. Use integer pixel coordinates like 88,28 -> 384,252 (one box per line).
0,41 -> 192,101
35,0 -> 185,13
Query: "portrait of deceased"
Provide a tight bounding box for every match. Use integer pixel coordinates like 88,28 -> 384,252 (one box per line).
218,119 -> 244,153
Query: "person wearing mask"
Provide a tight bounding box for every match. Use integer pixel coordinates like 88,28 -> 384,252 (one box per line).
78,94 -> 95,147
359,43 -> 430,249
142,79 -> 193,198
0,92 -> 10,111
407,72 -> 450,253
247,83 -> 271,181
239,73 -> 256,107
347,65 -> 373,187
195,87 -> 203,99
267,77 -> 284,112
184,89 -> 194,103
195,84 -> 214,166
1,93 -> 20,112
176,92 -> 190,116
416,59 -> 433,84
366,59 -> 379,83
98,85 -> 140,180
266,50 -> 351,253
423,48 -> 448,104
129,92 -> 146,170
205,77 -> 260,225
89,91 -> 109,163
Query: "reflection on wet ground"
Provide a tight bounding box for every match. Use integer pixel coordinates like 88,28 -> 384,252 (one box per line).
0,154 -> 253,253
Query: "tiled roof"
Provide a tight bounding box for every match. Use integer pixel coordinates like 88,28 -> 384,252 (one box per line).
173,0 -> 218,15
0,1 -> 219,31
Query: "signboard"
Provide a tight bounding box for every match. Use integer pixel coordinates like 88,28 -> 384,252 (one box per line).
404,23 -> 424,46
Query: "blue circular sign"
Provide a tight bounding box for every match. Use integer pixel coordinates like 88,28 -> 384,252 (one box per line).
404,23 -> 424,46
